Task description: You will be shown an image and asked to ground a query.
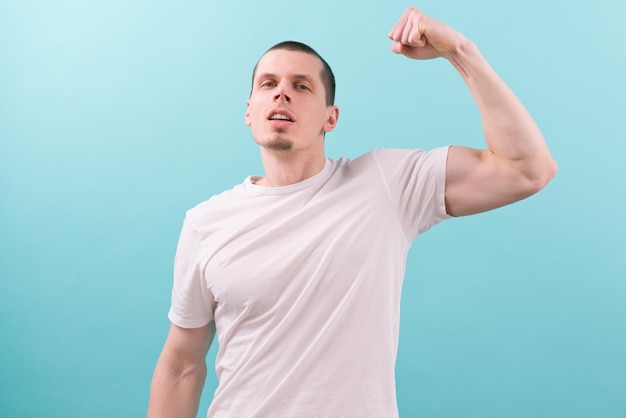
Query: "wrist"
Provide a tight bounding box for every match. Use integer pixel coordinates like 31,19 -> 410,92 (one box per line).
446,37 -> 481,77
445,35 -> 475,60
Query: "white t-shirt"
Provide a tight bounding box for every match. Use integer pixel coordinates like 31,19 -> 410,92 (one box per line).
169,147 -> 450,417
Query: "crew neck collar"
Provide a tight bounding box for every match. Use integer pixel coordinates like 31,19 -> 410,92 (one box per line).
243,157 -> 334,195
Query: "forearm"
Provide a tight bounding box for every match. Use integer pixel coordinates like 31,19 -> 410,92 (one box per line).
446,39 -> 556,179
147,361 -> 207,418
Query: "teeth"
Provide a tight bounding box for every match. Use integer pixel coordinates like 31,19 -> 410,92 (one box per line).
271,113 -> 291,121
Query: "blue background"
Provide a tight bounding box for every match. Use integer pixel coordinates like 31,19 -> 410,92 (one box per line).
1,0 -> 625,416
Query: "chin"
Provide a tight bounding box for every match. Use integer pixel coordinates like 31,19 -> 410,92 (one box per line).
265,140 -> 293,152
257,135 -> 294,152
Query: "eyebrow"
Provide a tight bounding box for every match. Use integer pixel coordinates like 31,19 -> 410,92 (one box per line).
256,73 -> 316,84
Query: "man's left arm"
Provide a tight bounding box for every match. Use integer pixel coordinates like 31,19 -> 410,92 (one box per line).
389,7 -> 557,217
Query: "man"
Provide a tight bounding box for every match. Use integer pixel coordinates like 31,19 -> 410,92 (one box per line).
147,6 -> 556,418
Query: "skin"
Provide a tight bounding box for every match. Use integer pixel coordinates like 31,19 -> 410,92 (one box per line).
388,7 -> 557,215
147,6 -> 557,417
147,323 -> 214,418
244,48 -> 339,187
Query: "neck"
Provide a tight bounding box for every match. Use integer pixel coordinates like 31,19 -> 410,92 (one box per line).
256,147 -> 326,187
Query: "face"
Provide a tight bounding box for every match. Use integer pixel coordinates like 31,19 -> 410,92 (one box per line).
245,49 -> 339,153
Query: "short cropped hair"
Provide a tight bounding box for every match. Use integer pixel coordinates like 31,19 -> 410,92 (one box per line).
251,41 -> 336,106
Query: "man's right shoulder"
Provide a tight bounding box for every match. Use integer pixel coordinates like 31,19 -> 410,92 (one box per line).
184,182 -> 250,225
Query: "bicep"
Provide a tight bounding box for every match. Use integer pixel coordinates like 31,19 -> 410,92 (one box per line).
160,322 -> 215,368
445,145 -> 538,217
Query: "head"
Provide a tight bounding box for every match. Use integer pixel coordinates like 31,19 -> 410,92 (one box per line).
245,42 -> 339,153
251,41 -> 336,106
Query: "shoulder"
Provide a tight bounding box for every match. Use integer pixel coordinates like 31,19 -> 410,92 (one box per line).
352,147 -> 449,174
187,181 -> 250,214
182,184 -> 249,235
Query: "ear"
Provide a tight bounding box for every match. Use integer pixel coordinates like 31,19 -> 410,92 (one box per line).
244,100 -> 251,126
323,106 -> 340,133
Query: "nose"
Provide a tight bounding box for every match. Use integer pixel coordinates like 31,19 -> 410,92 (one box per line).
273,83 -> 291,103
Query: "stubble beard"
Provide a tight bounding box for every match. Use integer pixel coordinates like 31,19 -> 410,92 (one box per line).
260,130 -> 293,152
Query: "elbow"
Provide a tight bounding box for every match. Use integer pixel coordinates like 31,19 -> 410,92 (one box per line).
527,157 -> 558,195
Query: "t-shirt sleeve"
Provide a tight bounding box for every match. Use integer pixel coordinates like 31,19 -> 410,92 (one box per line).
371,146 -> 451,240
168,215 -> 216,328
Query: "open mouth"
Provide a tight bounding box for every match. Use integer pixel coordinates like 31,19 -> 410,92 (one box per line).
268,112 -> 294,122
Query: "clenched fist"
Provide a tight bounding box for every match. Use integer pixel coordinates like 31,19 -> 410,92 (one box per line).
388,6 -> 468,60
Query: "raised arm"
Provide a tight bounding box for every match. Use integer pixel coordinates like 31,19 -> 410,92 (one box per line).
147,323 -> 214,418
388,7 -> 557,216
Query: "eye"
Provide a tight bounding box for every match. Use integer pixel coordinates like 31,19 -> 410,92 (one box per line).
295,84 -> 310,91
261,81 -> 276,88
